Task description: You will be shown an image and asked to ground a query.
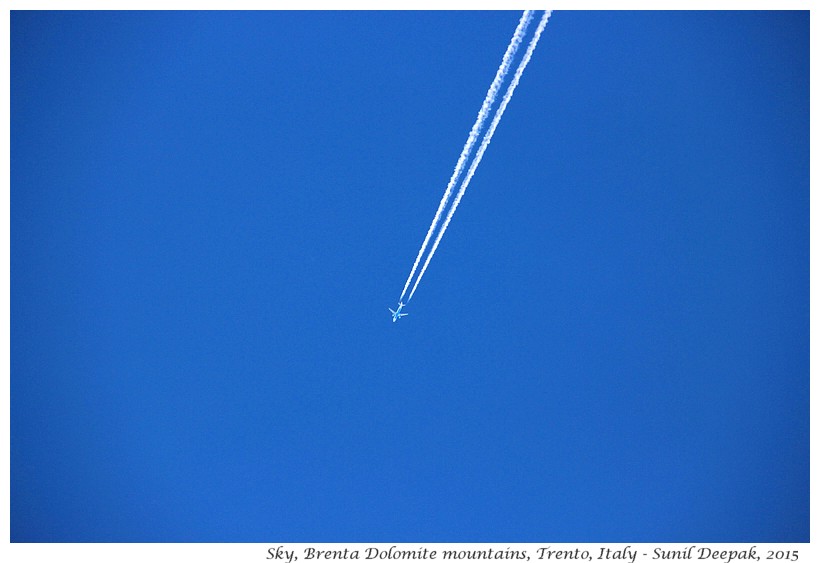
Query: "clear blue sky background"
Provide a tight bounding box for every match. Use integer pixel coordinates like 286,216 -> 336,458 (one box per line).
11,11 -> 808,542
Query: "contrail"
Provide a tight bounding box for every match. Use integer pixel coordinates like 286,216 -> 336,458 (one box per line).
407,10 -> 552,302
398,10 -> 534,301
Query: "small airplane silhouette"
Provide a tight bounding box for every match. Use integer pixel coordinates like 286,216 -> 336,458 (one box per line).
389,302 -> 408,323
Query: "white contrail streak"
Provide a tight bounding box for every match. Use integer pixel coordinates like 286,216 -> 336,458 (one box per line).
407,10 -> 552,302
398,10 -> 534,302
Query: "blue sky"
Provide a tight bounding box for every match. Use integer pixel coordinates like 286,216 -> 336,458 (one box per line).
11,10 -> 808,542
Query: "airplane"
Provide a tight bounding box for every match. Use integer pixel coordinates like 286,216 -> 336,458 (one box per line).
389,302 -> 408,323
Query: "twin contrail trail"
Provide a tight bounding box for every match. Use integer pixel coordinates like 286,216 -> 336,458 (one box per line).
407,10 -> 552,302
393,10 -> 552,318
398,10 -> 534,301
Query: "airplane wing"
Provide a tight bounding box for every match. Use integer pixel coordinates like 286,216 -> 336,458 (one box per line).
389,308 -> 396,314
